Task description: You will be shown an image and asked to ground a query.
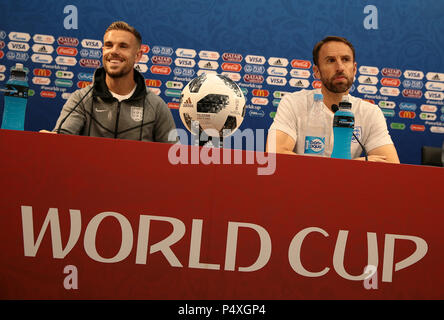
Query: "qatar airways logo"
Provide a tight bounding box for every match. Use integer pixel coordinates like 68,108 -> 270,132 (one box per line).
151,55 -> 173,65
222,52 -> 243,62
21,206 -> 428,284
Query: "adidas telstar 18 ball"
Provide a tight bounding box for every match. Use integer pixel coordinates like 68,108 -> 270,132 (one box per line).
179,73 -> 246,137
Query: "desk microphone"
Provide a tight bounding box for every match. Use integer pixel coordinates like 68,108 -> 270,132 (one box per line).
331,103 -> 368,161
56,84 -> 95,134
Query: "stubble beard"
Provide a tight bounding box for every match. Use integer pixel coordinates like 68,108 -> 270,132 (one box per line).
320,73 -> 353,94
104,64 -> 132,79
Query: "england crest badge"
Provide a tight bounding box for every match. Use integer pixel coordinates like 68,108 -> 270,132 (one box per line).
130,106 -> 143,122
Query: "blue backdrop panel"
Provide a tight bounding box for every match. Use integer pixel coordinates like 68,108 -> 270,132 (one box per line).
0,0 -> 443,164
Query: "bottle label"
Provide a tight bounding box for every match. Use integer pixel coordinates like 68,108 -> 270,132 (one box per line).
304,136 -> 325,154
333,115 -> 354,128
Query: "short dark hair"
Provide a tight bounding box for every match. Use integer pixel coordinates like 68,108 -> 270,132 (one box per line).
105,21 -> 142,46
312,36 -> 355,66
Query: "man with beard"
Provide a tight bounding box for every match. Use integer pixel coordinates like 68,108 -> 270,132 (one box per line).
41,21 -> 176,143
267,36 -> 399,163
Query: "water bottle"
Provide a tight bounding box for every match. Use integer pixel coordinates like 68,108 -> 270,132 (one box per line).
304,93 -> 327,156
1,63 -> 29,130
331,96 -> 354,159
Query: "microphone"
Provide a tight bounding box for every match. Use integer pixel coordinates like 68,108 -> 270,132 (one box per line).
56,84 -> 95,134
331,102 -> 368,161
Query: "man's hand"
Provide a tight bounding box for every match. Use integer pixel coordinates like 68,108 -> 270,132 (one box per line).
39,130 -> 56,134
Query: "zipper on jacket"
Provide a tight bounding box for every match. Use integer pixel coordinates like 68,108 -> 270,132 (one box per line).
114,101 -> 121,138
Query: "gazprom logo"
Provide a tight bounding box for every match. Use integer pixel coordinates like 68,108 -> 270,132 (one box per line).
267,67 -> 288,76
175,48 -> 197,58
357,85 -> 377,94
8,32 -> 31,42
425,81 -> 444,91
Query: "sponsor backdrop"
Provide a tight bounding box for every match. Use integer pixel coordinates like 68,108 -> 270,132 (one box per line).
0,0 -> 443,164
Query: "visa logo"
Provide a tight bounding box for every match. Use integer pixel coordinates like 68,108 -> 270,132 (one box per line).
175,58 -> 195,67
404,71 -> 424,79
81,39 -> 102,49
9,42 -> 29,51
267,76 -> 287,86
179,60 -> 192,66
245,55 -> 265,65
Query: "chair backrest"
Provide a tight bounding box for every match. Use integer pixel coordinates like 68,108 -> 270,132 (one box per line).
421,145 -> 443,167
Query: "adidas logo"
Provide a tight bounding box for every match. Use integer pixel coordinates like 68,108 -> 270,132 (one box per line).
432,74 -> 441,81
38,46 -> 48,53
365,77 -> 372,83
274,59 -> 283,66
204,62 -> 213,69
181,97 -> 193,108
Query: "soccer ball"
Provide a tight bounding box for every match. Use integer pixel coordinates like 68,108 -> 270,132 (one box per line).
179,73 -> 246,137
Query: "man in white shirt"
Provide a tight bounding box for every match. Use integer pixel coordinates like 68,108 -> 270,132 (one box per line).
267,36 -> 400,163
